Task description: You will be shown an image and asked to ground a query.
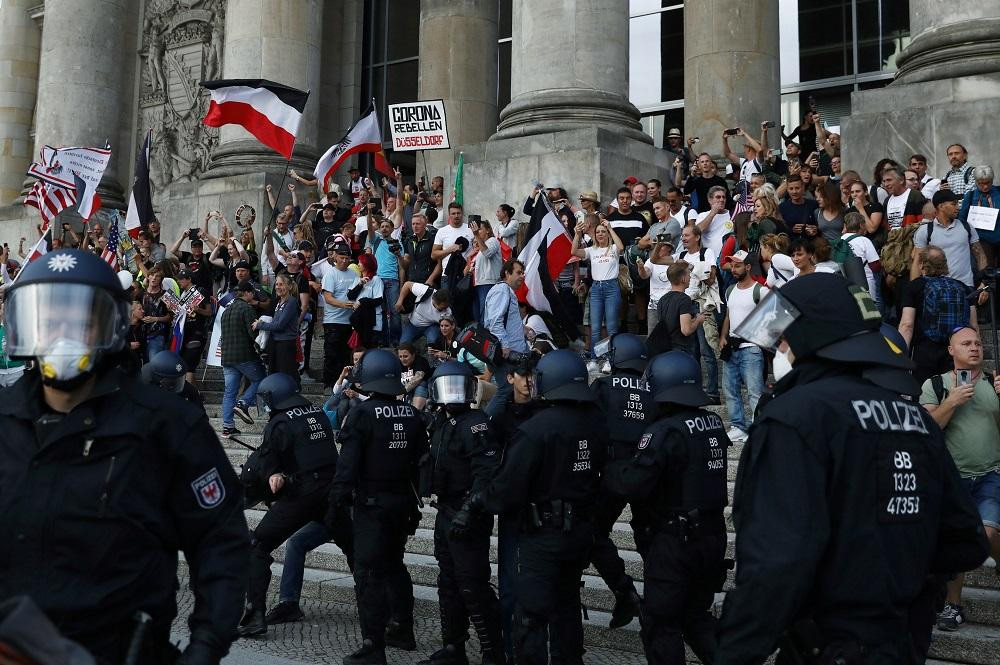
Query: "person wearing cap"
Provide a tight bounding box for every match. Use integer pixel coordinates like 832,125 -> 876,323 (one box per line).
219,280 -> 268,438
321,242 -> 361,393
718,250 -> 769,443
171,221 -> 218,294
347,166 -> 364,201
714,273 -> 989,665
637,236 -> 677,334
603,350 -> 731,665
456,350 -> 609,665
664,127 -> 694,185
231,259 -> 273,315
0,249 -> 249,663
175,268 -> 213,385
522,183 -> 573,223
914,187 -> 990,292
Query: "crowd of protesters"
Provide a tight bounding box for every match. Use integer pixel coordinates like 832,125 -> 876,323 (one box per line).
1,111 -> 998,634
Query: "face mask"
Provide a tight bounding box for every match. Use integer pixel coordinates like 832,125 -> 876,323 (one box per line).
39,338 -> 93,384
773,347 -> 794,382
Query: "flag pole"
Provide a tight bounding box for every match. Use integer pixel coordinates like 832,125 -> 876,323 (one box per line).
9,225 -> 52,287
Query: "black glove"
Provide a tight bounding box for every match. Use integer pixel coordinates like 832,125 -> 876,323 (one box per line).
176,638 -> 222,665
448,493 -> 483,539
324,492 -> 352,531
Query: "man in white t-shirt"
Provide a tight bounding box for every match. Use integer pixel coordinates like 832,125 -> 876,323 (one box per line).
723,127 -> 763,182
396,281 -> 452,343
882,167 -> 913,230
695,186 -> 732,255
842,213 -> 882,301
431,201 -> 474,296
719,251 -> 769,443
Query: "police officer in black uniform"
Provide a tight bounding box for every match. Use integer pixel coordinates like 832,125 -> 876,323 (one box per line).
715,273 -> 990,665
0,249 -> 248,664
605,350 -> 730,664
589,332 -> 653,627
240,372 -> 354,637
459,350 -> 609,665
329,349 -> 428,665
141,349 -> 204,405
418,360 -> 504,665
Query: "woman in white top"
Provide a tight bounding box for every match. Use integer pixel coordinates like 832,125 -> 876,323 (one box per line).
571,213 -> 624,352
495,203 -> 519,248
466,219 -> 503,322
759,233 -> 797,288
637,236 -> 675,334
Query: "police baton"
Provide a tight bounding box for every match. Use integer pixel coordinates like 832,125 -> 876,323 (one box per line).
410,481 -> 425,510
123,611 -> 152,665
228,435 -> 259,452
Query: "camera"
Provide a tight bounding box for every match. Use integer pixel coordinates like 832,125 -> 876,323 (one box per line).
762,121 -> 777,129
723,128 -> 740,136
468,214 -> 482,225
189,228 -> 200,241
655,233 -> 673,245
387,239 -> 402,254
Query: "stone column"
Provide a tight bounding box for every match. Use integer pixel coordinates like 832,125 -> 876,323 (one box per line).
0,0 -> 41,204
417,0 -> 498,186
683,0 -> 780,152
32,0 -> 127,208
492,0 -> 649,144
206,0 -> 324,177
895,0 -> 1000,85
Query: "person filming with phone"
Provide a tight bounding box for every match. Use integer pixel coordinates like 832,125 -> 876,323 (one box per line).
919,325 -> 1000,633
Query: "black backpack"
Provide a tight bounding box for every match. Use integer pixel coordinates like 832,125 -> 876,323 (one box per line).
929,371 -> 998,406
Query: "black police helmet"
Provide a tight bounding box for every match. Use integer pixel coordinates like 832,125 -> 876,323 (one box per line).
141,350 -> 188,393
429,360 -> 478,405
356,348 -> 404,396
646,351 -> 709,406
256,372 -> 308,414
610,333 -> 648,372
535,349 -> 595,402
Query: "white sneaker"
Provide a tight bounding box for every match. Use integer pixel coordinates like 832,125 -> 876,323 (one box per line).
601,360 -> 612,374
587,360 -> 600,374
726,426 -> 748,443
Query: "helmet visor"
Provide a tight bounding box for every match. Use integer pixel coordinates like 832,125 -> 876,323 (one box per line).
429,374 -> 476,404
3,283 -> 126,358
731,288 -> 802,352
592,336 -> 613,359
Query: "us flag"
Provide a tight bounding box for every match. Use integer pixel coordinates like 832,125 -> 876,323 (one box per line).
101,221 -> 120,270
732,180 -> 752,216
23,180 -> 77,230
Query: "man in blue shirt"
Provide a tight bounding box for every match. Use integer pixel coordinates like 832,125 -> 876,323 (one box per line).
320,244 -> 360,393
484,259 -> 529,417
369,215 -> 403,345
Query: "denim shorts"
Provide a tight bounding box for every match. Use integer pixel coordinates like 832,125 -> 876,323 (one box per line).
962,470 -> 1000,530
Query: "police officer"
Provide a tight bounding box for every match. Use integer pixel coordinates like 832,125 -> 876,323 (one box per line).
141,349 -> 204,404
0,249 -> 248,664
418,360 -> 504,665
715,273 -> 989,664
605,351 -> 730,664
460,350 -> 609,665
588,333 -> 653,627
329,349 -> 428,665
240,372 -> 354,637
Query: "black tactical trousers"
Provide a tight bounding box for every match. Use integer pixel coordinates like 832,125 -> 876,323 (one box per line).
433,507 -> 502,658
352,494 -> 416,646
514,523 -> 594,665
640,520 -> 726,665
591,458 -> 652,590
248,478 -> 354,610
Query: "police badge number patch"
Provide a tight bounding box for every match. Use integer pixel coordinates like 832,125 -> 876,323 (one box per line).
638,433 -> 652,450
191,468 -> 226,509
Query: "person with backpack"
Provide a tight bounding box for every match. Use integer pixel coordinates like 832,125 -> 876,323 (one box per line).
838,212 -> 882,299
898,247 -> 980,386
676,224 -> 722,403
759,233 -> 797,287
918,326 -> 1000,633
913,190 -> 990,298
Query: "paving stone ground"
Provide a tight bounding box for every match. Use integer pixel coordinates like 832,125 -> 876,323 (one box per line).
171,585 -> 646,665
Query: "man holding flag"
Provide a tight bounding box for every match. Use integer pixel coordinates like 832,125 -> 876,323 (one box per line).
313,101 -> 393,193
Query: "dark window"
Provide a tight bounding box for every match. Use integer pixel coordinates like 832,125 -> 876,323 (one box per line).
498,41 -> 512,111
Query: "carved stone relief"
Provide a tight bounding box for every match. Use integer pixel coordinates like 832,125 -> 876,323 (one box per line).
138,0 -> 224,193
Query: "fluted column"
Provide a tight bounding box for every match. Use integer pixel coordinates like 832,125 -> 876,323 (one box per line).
895,0 -> 1000,85
0,0 -> 41,204
683,0 -> 780,150
492,0 -> 649,144
206,0 -> 323,177
32,0 -> 126,208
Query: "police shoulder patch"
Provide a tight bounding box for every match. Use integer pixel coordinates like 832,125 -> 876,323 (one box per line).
638,433 -> 652,450
191,468 -> 226,509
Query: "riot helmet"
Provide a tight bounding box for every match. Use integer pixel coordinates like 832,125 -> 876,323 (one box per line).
609,333 -> 648,372
355,348 -> 404,396
429,360 -> 478,405
2,249 -> 130,390
534,349 -> 595,402
141,350 -> 187,393
646,351 -> 709,406
256,372 -> 308,415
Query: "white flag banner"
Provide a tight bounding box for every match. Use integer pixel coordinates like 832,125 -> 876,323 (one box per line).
27,144 -> 111,220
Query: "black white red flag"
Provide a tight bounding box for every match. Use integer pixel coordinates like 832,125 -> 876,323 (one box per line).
201,79 -> 309,159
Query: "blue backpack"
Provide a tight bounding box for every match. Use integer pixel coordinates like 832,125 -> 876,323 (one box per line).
921,276 -> 969,343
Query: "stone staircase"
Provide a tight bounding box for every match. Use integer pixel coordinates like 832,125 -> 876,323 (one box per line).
193,329 -> 1000,664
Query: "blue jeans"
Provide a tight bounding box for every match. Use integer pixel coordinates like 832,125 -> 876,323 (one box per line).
401,319 -> 442,344
145,335 -> 166,362
474,283 -> 496,323
279,521 -> 332,603
722,345 -> 765,432
962,470 -> 1000,530
697,321 -> 720,397
222,360 -> 266,428
382,277 -> 401,345
485,358 -> 512,418
589,278 -> 621,349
